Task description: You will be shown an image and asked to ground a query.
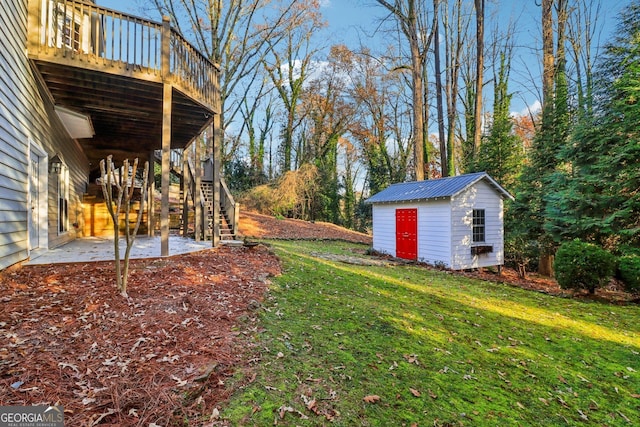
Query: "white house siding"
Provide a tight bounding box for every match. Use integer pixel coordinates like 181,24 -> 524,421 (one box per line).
0,0 -> 89,270
450,180 -> 504,269
417,200 -> 452,267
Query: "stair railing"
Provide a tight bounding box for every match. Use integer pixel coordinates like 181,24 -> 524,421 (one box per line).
220,176 -> 239,238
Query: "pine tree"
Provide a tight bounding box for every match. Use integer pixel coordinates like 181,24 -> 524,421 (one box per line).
474,52 -> 523,192
547,1 -> 640,248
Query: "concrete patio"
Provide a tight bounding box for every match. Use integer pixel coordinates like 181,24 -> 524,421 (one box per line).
26,236 -> 215,265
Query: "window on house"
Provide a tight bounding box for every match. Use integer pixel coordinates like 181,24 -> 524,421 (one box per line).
58,167 -> 69,233
472,209 -> 485,243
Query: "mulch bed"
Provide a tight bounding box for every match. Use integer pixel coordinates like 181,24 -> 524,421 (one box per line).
0,245 -> 280,426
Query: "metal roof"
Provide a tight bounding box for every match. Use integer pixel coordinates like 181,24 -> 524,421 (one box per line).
364,172 -> 514,204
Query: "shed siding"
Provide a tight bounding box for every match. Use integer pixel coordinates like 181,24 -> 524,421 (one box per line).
0,1 -> 89,269
417,200 -> 451,267
450,180 -> 504,269
372,204 -> 397,256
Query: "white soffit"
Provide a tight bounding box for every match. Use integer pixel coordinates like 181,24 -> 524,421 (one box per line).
55,106 -> 95,139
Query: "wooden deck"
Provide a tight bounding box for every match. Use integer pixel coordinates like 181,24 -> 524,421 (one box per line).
27,0 -> 220,170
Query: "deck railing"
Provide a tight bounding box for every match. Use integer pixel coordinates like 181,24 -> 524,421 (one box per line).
28,0 -> 218,111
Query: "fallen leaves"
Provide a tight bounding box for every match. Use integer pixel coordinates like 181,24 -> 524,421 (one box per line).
363,394 -> 381,403
403,354 -> 420,365
278,405 -> 308,420
0,245 -> 281,426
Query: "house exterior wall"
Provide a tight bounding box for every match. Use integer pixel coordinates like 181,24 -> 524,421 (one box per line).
450,180 -> 504,270
0,0 -> 89,270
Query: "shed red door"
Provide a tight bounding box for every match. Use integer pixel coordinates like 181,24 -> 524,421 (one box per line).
396,208 -> 417,260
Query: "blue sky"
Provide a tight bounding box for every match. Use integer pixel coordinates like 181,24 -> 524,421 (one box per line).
98,0 -> 630,115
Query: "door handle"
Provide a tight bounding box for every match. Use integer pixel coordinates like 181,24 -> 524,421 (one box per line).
402,232 -> 409,238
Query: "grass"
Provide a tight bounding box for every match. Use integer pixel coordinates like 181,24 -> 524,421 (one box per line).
221,240 -> 640,426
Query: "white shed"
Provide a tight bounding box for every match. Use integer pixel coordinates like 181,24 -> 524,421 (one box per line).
365,172 -> 514,270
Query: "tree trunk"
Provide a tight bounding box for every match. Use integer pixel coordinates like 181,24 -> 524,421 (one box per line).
542,0 -> 555,106
538,253 -> 555,277
409,15 -> 426,180
433,0 -> 448,177
473,0 -> 485,156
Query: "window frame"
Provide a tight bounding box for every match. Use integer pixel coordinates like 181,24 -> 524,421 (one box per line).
472,208 -> 486,243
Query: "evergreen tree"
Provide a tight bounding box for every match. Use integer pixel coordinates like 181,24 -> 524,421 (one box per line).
474,52 -> 523,192
547,1 -> 640,247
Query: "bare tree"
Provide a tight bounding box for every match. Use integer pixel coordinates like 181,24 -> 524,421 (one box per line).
262,0 -> 326,172
433,0 -> 448,176
567,0 -> 603,114
374,0 -> 436,181
348,46 -> 413,192
442,0 -> 470,175
99,156 -> 149,298
151,0 -> 306,162
473,0 -> 485,156
542,0 -> 555,107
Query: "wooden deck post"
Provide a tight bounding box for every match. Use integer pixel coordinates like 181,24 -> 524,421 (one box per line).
181,148 -> 188,237
212,118 -> 220,247
147,150 -> 156,236
194,135 -> 202,241
27,0 -> 41,55
160,16 -> 172,256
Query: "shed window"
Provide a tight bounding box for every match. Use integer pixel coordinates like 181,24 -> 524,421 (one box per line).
472,209 -> 485,243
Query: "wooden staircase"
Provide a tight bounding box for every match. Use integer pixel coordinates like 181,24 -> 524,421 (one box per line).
155,149 -> 238,241
201,182 -> 236,240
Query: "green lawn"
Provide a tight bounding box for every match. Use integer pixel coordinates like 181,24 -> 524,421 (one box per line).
221,240 -> 640,426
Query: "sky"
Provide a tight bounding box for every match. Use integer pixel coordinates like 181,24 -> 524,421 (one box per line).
97,0 -> 631,116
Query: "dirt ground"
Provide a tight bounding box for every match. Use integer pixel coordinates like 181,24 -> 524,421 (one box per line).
0,212 -> 635,426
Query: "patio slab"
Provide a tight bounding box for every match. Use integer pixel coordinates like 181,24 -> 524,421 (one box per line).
25,236 -> 214,265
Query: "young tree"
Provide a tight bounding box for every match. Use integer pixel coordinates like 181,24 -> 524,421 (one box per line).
433,0 -> 448,176
100,156 -> 149,298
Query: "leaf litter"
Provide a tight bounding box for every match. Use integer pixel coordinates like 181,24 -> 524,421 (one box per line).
0,245 -> 280,426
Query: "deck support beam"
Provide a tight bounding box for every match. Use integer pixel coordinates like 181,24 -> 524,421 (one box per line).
211,119 -> 220,247
160,16 -> 172,256
181,147 -> 189,237
160,83 -> 172,256
148,150 -> 156,236
194,133 -> 203,241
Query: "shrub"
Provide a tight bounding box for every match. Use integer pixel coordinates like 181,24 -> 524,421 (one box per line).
618,254 -> 640,293
504,233 -> 538,278
554,239 -> 616,294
